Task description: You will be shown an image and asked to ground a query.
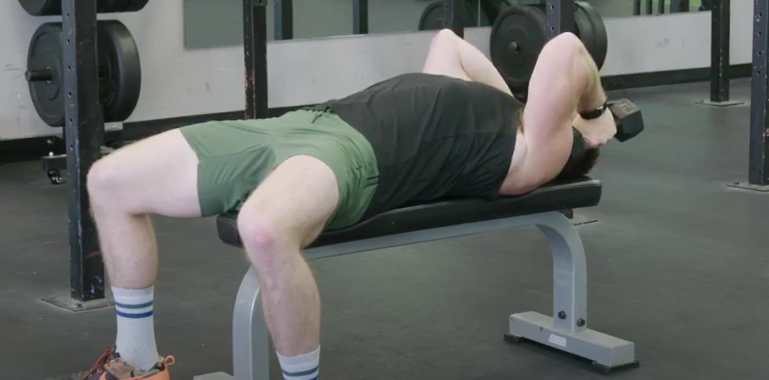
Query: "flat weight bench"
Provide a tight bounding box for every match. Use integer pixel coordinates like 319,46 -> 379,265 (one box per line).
195,176 -> 638,380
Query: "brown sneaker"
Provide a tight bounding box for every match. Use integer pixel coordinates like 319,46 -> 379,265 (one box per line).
72,347 -> 176,380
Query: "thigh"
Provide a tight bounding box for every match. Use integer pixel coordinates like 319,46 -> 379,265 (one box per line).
95,128 -> 201,218
238,155 -> 340,249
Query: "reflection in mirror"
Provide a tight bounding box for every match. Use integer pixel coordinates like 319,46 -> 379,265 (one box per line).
588,0 -> 710,18
184,0 -> 459,50
183,0 -> 713,50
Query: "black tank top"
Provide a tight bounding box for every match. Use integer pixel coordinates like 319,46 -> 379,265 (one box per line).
317,73 -> 522,218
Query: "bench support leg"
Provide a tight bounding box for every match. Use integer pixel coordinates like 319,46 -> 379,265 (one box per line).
506,212 -> 638,372
200,211 -> 638,378
195,267 -> 269,380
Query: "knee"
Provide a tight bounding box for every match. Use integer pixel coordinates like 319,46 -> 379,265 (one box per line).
429,28 -> 459,51
546,32 -> 585,58
237,214 -> 287,269
87,157 -> 126,205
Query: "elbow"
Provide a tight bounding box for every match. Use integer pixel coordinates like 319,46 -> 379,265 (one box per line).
539,32 -> 592,90
540,32 -> 590,72
544,32 -> 586,60
430,28 -> 460,50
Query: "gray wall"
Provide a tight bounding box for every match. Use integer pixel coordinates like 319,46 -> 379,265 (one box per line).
0,0 -> 753,141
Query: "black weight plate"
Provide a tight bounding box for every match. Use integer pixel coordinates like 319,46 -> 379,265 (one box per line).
98,0 -> 133,13
27,23 -> 65,127
489,5 -> 547,93
418,0 -> 486,30
482,0 -> 515,23
123,0 -> 150,12
18,0 -> 59,16
419,1 -> 447,30
575,1 -> 608,69
573,3 -> 597,65
98,20 -> 142,123
468,0 -> 492,27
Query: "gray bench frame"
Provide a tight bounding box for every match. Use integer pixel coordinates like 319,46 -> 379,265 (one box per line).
195,211 -> 637,380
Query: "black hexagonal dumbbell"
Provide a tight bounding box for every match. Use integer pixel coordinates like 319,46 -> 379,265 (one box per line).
610,99 -> 644,142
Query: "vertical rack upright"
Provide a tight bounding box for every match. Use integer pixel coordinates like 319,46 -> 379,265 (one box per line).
243,0 -> 270,120
671,0 -> 690,12
353,0 -> 369,35
442,0 -> 464,38
274,0 -> 293,40
545,0 -> 574,38
749,0 -> 769,186
60,0 -> 106,305
709,0 -> 731,103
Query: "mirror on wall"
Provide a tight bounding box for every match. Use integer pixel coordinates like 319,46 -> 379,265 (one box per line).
184,0 -> 441,50
590,0 -> 710,18
182,0 -> 713,50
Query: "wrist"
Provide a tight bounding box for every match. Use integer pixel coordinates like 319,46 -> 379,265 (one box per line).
578,100 -> 608,120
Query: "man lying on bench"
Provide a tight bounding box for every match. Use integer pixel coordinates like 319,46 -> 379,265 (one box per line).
79,29 -> 616,380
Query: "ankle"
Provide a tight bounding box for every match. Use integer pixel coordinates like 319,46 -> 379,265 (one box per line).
277,346 -> 320,380
112,286 -> 160,372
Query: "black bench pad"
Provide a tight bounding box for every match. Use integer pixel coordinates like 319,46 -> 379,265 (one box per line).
217,176 -> 601,249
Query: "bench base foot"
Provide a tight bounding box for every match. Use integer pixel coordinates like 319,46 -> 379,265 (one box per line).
727,182 -> 769,192
506,311 -> 639,373
695,99 -> 746,108
41,293 -> 114,313
193,372 -> 233,380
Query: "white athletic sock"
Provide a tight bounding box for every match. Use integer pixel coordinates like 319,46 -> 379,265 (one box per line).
277,346 -> 320,380
112,286 -> 161,372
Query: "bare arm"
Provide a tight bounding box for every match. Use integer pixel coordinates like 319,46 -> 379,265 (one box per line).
514,32 -> 607,190
422,29 -> 513,96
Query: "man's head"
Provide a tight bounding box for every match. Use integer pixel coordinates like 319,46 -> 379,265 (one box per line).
556,147 -> 600,180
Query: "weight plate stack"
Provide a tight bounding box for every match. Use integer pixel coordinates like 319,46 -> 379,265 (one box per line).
123,0 -> 151,12
26,23 -> 65,126
489,5 -> 548,94
102,0 -> 134,13
98,20 -> 143,123
17,0 -> 59,16
573,4 -> 596,64
575,1 -> 608,70
482,0 -> 517,24
26,20 -> 142,126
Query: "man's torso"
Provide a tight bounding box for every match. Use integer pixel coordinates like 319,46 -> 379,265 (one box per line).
316,72 -> 524,217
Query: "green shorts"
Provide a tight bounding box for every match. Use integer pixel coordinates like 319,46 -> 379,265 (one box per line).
179,109 -> 379,230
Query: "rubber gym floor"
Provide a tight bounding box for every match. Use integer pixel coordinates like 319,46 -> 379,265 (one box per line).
2,79 -> 767,380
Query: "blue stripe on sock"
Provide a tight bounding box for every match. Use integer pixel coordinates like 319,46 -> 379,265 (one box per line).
282,366 -> 319,377
114,300 -> 154,309
116,310 -> 154,319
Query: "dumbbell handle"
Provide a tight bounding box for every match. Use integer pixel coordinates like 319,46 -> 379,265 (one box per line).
609,99 -> 644,142
26,69 -> 53,82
